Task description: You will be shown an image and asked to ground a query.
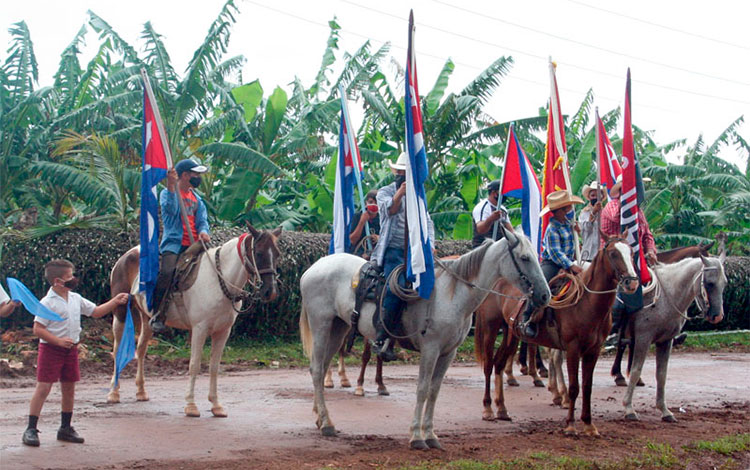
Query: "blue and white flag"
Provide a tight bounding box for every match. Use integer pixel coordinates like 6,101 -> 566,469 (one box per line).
404,11 -> 435,299
328,99 -> 360,254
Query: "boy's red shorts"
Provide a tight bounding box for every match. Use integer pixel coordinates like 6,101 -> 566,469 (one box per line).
37,343 -> 80,383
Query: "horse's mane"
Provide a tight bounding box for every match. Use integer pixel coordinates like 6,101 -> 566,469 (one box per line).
654,256 -> 703,277
441,239 -> 493,283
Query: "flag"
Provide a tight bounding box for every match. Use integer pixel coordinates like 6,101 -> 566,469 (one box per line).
621,69 -> 651,285
404,10 -> 435,299
541,59 -> 573,238
328,99 -> 361,254
595,109 -> 622,195
500,124 -> 543,255
114,298 -> 136,386
6,277 -> 64,321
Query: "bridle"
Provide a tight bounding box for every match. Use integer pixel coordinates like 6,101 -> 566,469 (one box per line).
498,225 -> 534,298
603,237 -> 639,291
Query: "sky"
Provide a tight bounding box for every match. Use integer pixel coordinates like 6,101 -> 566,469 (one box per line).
3,0 -> 749,169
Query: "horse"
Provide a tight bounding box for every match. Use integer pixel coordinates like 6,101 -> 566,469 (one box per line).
107,225 -> 282,417
621,254 -> 726,422
474,235 -> 637,436
610,241 -> 715,386
299,229 -> 551,449
324,342 -> 389,397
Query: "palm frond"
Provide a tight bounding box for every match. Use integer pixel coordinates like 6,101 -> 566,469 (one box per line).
4,21 -> 38,101
198,142 -> 283,176
87,11 -> 141,65
311,18 -> 341,98
424,58 -> 454,116
141,22 -> 177,91
459,56 -> 513,105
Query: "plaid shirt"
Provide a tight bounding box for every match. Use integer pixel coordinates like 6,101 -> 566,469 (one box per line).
600,199 -> 656,254
542,217 -> 576,269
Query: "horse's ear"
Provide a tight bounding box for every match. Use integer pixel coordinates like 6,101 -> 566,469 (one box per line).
700,240 -> 715,256
246,222 -> 260,238
272,226 -> 283,238
700,253 -> 709,266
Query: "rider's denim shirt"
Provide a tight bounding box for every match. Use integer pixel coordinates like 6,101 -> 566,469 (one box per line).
159,188 -> 210,254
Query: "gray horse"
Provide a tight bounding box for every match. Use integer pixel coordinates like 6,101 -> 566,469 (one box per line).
622,254 -> 726,422
299,230 -> 551,449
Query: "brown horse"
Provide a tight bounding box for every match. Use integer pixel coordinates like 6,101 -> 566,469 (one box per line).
610,240 -> 715,385
474,235 -> 637,436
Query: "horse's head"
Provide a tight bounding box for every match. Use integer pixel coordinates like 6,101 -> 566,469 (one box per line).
696,255 -> 726,325
245,223 -> 283,302
602,234 -> 639,293
499,227 -> 551,308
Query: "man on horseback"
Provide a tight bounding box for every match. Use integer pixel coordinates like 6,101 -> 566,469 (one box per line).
349,189 -> 380,259
149,159 -> 211,333
579,181 -> 605,262
472,180 -> 513,249
521,190 -> 584,338
371,152 -> 434,362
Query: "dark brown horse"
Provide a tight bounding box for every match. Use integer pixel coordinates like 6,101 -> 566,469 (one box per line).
610,240 -> 715,386
474,235 -> 637,436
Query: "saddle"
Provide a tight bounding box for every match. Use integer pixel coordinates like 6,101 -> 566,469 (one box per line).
172,242 -> 206,292
345,261 -> 387,352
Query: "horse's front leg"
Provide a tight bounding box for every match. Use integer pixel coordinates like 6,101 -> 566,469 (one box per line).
135,312 -> 153,402
107,315 -> 125,403
410,346 -> 440,450
654,340 -> 676,423
185,328 -> 209,417
580,352 -> 601,437
622,337 -> 650,421
208,327 -> 231,417
422,350 -> 457,450
563,348 -> 580,436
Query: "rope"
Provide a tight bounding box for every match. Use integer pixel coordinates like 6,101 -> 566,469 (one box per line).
378,265 -> 424,340
200,238 -> 258,313
433,257 -> 527,301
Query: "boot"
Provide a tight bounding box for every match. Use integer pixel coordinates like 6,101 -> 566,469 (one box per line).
372,325 -> 397,362
148,301 -> 168,334
522,303 -> 537,338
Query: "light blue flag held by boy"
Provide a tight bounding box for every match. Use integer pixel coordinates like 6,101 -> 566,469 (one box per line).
6,278 -> 63,321
114,298 -> 136,386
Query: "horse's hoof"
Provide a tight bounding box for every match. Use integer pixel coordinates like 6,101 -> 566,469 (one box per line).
520,366 -> 528,375
324,382 -> 334,389
563,426 -> 577,436
539,368 -> 549,378
552,396 -> 562,406
106,393 -> 120,404
636,378 -> 645,387
136,392 -> 149,402
184,404 -> 200,417
583,425 -> 601,438
340,379 -> 352,388
378,388 -> 390,396
410,440 -> 429,450
321,426 -> 337,437
625,412 -> 639,421
211,406 -> 228,418
662,414 -> 677,423
497,411 -> 512,422
482,411 -> 496,421
615,376 -> 627,387
354,387 -> 365,397
507,377 -> 520,387
533,379 -> 545,388
425,438 -> 443,450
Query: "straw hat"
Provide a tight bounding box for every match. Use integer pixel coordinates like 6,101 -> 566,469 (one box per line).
610,175 -> 623,198
582,181 -> 602,199
389,152 -> 408,170
540,190 -> 584,216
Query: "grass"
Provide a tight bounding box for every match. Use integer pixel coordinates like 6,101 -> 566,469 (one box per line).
680,331 -> 750,351
686,433 -> 750,455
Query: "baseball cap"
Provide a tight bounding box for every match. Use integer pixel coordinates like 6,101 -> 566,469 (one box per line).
175,159 -> 208,175
487,180 -> 501,192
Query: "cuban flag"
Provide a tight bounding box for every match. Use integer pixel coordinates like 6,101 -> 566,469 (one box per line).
404,10 -> 435,300
621,69 -> 651,285
595,108 -> 622,195
329,99 -> 360,254
500,124 -> 543,255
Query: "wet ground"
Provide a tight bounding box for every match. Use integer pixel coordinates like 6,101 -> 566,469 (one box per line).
1,351 -> 748,469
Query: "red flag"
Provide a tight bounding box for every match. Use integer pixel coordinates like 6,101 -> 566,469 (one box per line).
541,59 -> 573,238
595,108 -> 622,195
621,69 -> 651,284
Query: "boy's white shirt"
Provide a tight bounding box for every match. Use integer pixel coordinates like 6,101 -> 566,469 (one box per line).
0,283 -> 9,304
36,288 -> 96,344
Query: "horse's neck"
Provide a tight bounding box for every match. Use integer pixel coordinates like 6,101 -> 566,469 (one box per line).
459,241 -> 514,315
656,258 -> 702,313
582,251 -> 619,312
212,238 -> 246,284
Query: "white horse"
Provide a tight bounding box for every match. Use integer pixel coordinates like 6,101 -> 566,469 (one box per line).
299,230 -> 551,449
107,225 -> 282,417
622,254 -> 726,422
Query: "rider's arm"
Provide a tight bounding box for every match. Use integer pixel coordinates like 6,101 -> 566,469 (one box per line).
349,212 -> 367,246
638,211 -> 656,255
195,197 -> 210,236
160,188 -> 179,218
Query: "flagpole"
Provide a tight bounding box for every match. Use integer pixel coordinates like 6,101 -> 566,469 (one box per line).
493,122 -> 514,241
338,85 -> 371,252
141,68 -> 194,245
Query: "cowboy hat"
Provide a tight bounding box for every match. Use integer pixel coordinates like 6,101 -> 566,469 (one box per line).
389,152 -> 408,171
582,181 -> 602,199
609,174 -> 623,198
540,190 -> 584,216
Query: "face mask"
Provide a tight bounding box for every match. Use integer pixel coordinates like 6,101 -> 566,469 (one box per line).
394,174 -> 406,188
189,176 -> 202,188
62,277 -> 79,290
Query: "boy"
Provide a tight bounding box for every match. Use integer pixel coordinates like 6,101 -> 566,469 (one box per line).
22,259 -> 129,447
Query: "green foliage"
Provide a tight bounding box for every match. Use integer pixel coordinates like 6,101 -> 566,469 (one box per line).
687,433 -> 750,455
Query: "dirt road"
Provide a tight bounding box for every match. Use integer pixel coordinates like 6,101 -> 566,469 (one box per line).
1,352 -> 748,469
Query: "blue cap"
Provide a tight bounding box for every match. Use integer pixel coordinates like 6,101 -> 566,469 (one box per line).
175,159 -> 208,175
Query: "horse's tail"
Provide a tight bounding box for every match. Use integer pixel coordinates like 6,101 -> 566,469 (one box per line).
299,302 -> 313,358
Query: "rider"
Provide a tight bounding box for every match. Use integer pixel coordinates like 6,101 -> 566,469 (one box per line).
521,190 -> 584,338
600,175 -> 660,345
578,181 -> 605,262
471,180 -> 513,249
371,152 -> 434,362
349,189 -> 380,259
150,159 -> 211,334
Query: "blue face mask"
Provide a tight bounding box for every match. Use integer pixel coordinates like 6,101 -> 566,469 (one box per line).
566,209 -> 575,221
